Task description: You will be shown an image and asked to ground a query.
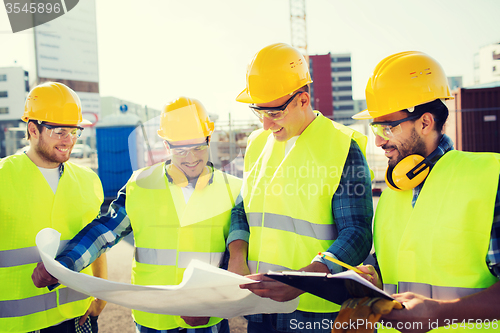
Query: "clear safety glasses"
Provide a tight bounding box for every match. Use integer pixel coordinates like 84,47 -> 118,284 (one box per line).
369,114 -> 422,140
249,91 -> 302,121
167,137 -> 209,157
38,122 -> 83,140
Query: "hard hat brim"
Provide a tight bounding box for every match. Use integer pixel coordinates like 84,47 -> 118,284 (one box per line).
79,118 -> 93,126
236,88 -> 255,103
352,109 -> 374,120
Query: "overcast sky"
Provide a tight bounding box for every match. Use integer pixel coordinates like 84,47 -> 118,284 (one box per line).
1,0 -> 499,121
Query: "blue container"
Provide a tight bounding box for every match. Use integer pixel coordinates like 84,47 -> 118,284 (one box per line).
96,126 -> 137,198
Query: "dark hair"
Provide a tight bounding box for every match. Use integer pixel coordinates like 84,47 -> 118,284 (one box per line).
402,99 -> 449,133
25,120 -> 44,140
297,85 -> 310,93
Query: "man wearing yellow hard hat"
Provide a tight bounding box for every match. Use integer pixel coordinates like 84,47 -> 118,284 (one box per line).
227,43 -> 373,332
0,82 -> 107,332
32,96 -> 241,333
353,51 -> 500,331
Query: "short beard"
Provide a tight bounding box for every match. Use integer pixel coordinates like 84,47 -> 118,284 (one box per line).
35,135 -> 71,165
388,128 -> 427,168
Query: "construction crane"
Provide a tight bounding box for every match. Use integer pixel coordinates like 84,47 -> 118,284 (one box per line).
289,0 -> 308,59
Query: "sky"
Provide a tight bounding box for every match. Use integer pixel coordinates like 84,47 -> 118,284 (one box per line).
0,0 -> 499,122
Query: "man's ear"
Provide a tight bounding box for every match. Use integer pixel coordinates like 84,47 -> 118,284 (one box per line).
299,92 -> 310,109
419,112 -> 435,135
28,122 -> 40,139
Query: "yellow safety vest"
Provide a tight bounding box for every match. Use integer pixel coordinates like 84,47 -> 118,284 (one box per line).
0,153 -> 103,332
242,113 -> 368,313
375,150 -> 500,332
125,162 -> 241,330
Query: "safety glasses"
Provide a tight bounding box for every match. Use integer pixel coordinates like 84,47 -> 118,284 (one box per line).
38,122 -> 83,140
166,137 -> 209,157
369,114 -> 422,140
249,91 -> 302,121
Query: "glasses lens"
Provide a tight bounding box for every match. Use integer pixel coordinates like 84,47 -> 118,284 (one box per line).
249,91 -> 301,121
370,123 -> 402,140
251,108 -> 264,120
41,123 -> 82,140
370,124 -> 386,139
250,107 -> 288,121
71,128 -> 83,139
172,144 -> 208,156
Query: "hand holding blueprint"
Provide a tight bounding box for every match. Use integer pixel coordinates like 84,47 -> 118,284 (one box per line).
36,228 -> 298,318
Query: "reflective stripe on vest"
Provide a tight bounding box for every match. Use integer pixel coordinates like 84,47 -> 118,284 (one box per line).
247,212 -> 338,241
126,163 -> 241,330
0,288 -> 88,318
383,282 -> 486,300
243,114 -> 369,313
0,154 -> 103,331
135,248 -> 224,268
0,241 -> 68,267
248,261 -> 290,273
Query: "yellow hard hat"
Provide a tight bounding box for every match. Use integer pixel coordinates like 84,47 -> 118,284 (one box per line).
157,97 -> 214,142
353,51 -> 454,120
22,82 -> 90,125
236,43 -> 313,104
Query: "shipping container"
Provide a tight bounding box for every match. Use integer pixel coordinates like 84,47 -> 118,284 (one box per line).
445,83 -> 500,153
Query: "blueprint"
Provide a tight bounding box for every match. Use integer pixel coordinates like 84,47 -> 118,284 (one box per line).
36,228 -> 299,318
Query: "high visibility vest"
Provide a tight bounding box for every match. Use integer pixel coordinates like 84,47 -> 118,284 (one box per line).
125,162 -> 241,330
242,114 -> 368,313
375,150 -> 500,332
0,153 -> 103,332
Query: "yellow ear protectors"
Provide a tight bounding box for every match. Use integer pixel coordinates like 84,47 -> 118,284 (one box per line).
385,155 -> 430,191
165,163 -> 211,191
385,148 -> 441,191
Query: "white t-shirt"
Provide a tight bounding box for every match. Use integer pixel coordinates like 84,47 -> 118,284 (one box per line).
38,166 -> 61,194
180,184 -> 195,203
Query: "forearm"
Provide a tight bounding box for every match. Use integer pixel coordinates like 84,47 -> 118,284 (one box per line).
90,253 -> 108,280
88,253 -> 108,312
385,281 -> 500,330
227,239 -> 249,275
435,281 -> 500,322
226,195 -> 250,246
57,186 -> 132,272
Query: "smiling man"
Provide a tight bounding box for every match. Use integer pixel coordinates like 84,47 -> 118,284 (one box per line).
354,51 -> 500,332
0,82 -> 107,333
32,96 -> 242,333
227,43 -> 373,333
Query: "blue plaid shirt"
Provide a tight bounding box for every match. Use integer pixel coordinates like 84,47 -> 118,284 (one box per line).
56,184 -> 132,271
412,134 -> 500,278
227,139 -> 374,332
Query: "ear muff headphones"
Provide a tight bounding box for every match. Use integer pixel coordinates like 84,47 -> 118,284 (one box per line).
385,147 -> 441,191
165,163 -> 211,191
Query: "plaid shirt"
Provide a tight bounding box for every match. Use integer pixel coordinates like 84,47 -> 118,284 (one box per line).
227,140 -> 374,332
56,184 -> 132,272
412,134 -> 500,278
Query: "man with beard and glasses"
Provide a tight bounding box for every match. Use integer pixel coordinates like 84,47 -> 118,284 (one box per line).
352,51 -> 500,332
0,82 -> 107,333
32,97 -> 242,333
